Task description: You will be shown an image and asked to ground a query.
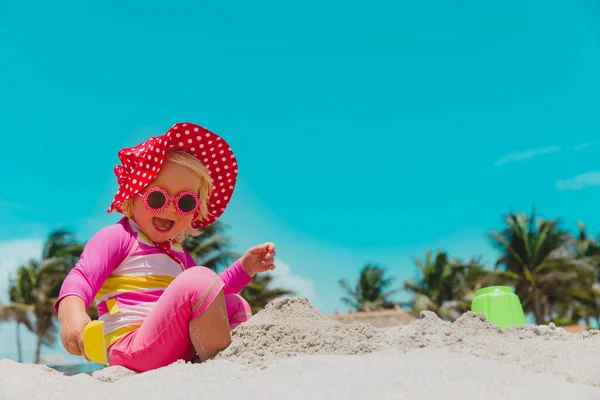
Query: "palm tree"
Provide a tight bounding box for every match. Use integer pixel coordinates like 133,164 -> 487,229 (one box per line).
571,221 -> 600,262
239,275 -> 295,314
454,256 -> 501,301
543,266 -> 598,326
488,207 -> 592,325
339,264 -> 402,312
0,289 -> 34,363
182,221 -> 241,271
3,268 -> 36,363
558,221 -> 600,326
0,229 -> 83,363
403,250 -> 494,321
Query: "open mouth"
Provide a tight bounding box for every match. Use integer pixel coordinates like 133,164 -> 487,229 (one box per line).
152,217 -> 174,233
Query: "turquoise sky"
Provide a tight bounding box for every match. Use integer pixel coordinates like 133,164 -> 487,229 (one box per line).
1,0 -> 600,363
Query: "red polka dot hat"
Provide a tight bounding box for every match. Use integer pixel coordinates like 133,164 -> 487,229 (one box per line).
107,122 -> 238,228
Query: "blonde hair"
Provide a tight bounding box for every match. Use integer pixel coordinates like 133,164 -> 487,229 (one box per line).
119,148 -> 213,242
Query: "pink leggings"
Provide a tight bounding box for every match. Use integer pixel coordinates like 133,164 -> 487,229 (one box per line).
107,267 -> 252,372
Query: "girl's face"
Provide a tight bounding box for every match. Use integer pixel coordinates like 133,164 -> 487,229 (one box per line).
131,159 -> 201,243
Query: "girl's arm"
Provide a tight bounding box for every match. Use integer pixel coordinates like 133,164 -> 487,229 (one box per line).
54,220 -> 136,313
218,259 -> 253,294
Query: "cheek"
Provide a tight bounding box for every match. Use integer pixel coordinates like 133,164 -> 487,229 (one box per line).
132,199 -> 151,221
177,213 -> 195,227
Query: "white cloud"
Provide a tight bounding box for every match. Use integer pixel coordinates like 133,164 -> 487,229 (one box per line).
574,142 -> 591,150
266,259 -> 323,310
555,172 -> 600,191
494,146 -> 561,167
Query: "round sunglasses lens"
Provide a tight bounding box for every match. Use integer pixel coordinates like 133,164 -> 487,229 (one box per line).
178,194 -> 197,213
147,191 -> 166,209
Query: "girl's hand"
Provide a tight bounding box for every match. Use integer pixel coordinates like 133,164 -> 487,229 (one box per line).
58,296 -> 92,359
239,242 -> 276,277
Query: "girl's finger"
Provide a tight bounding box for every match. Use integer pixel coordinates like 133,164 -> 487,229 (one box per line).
78,338 -> 92,362
78,344 -> 88,360
68,342 -> 82,356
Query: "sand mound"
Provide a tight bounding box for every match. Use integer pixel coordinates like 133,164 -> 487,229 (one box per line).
1,296 -> 599,399
216,297 -> 390,363
217,298 -> 600,387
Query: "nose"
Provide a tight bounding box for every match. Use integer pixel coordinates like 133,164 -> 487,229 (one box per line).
164,198 -> 178,214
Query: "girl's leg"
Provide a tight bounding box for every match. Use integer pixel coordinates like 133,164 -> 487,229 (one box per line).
225,293 -> 252,329
107,266 -> 232,372
189,290 -> 231,362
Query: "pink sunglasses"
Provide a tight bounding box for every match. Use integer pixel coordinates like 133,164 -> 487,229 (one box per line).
137,187 -> 199,215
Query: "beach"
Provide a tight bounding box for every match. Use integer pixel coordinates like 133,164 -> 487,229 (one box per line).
1,297 -> 599,399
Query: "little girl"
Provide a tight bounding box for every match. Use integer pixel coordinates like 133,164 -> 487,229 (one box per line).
55,122 -> 276,373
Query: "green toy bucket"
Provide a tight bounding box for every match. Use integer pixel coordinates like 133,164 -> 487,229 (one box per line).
471,286 -> 526,329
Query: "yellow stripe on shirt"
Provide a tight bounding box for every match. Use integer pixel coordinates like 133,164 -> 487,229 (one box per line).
105,323 -> 141,349
135,232 -> 156,247
96,274 -> 175,298
169,242 -> 184,253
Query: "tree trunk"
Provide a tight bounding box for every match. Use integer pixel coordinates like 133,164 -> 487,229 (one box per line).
531,288 -> 544,325
16,322 -> 22,363
34,333 -> 43,364
533,307 -> 544,325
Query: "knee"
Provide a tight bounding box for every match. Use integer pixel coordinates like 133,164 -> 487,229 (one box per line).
178,266 -> 223,291
176,267 -> 224,303
180,265 -> 220,282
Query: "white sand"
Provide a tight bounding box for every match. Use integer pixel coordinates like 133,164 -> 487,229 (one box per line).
1,297 -> 599,399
